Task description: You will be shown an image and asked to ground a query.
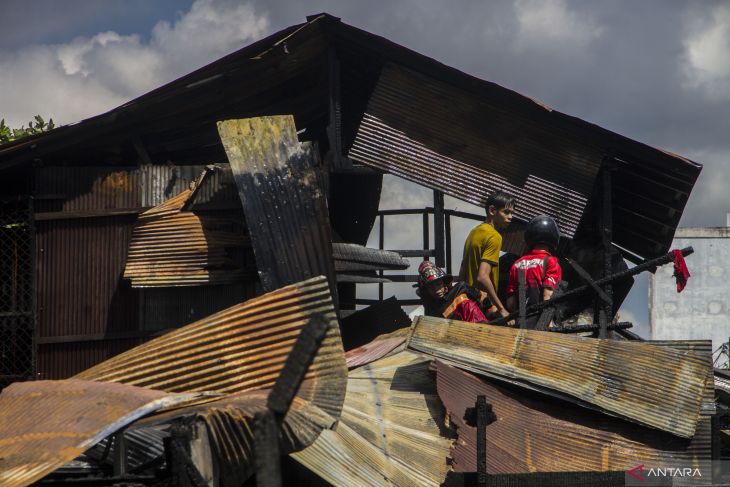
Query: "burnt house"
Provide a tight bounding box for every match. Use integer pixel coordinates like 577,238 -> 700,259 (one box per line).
0,13 -> 701,388
0,13 -> 718,487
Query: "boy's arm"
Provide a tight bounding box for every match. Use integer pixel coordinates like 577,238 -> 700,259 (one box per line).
477,261 -> 508,318
541,256 -> 562,301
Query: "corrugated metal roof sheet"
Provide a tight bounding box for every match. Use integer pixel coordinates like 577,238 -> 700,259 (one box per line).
0,379 -> 203,487
218,117 -> 338,297
293,350 -> 452,486
349,63 -> 589,237
3,276 -> 346,486
75,276 -> 347,414
407,316 -> 708,438
87,425 -> 168,471
437,360 -> 711,475
123,186 -> 252,287
345,334 -> 406,369
124,176 -> 406,288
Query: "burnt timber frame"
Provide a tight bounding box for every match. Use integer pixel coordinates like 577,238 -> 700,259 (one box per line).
598,159 -> 616,338
253,314 -> 330,487
492,246 -> 694,326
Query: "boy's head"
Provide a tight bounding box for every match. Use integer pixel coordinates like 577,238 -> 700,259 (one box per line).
524,215 -> 560,252
417,260 -> 451,299
485,190 -> 515,230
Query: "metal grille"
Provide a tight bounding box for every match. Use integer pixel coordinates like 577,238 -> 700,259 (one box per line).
0,197 -> 35,390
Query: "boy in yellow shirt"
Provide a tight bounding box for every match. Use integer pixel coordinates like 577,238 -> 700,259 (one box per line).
459,190 -> 515,319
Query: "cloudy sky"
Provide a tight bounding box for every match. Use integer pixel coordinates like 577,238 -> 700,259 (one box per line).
2,0 -> 728,335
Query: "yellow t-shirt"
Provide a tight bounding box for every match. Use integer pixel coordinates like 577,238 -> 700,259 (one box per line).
461,222 -> 502,291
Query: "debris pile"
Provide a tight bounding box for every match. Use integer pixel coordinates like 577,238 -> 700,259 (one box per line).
0,13 -> 715,487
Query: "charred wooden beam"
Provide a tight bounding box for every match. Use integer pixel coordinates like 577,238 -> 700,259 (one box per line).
434,190 -> 445,268
565,258 -> 612,306
255,313 -> 331,487
325,45 -> 350,170
253,410 -> 281,487
463,395 -> 496,487
599,161 -> 616,338
267,314 -> 329,416
518,270 -> 527,329
551,321 -> 633,334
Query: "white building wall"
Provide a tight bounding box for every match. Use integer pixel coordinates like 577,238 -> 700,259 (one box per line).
649,225 -> 730,362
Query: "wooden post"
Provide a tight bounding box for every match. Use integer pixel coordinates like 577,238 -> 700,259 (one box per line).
476,395 -> 488,487
599,160 -> 615,338
434,191 -> 445,268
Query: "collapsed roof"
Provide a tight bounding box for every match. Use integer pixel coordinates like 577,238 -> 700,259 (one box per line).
0,13 -> 701,261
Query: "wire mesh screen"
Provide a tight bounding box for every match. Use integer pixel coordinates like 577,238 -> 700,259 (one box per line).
0,197 -> 35,390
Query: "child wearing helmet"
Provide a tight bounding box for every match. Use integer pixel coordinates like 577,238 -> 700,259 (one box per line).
416,261 -> 491,323
506,215 -> 563,328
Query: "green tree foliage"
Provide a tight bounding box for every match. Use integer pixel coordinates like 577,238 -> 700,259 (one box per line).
0,115 -> 55,144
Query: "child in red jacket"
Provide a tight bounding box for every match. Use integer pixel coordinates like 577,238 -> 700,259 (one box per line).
416,261 -> 491,323
506,216 -> 562,328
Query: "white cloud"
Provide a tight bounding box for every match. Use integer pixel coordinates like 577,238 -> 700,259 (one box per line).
0,0 -> 269,128
513,0 -> 603,49
682,4 -> 730,100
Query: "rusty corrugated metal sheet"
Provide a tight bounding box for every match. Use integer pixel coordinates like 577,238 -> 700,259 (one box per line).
0,379 -> 203,487
124,178 -> 406,288
36,215 -> 139,338
407,316 -> 708,438
437,360 -> 712,478
34,165 -> 204,213
34,165 -> 212,378
34,167 -> 141,212
123,186 -> 252,287
293,350 -> 452,486
138,164 -> 208,207
218,117 -> 338,296
79,275 -> 346,487
348,63 -> 590,238
3,277 -> 346,486
345,335 -> 406,368
87,425 -> 168,471
293,423 -> 427,487
75,276 -> 347,412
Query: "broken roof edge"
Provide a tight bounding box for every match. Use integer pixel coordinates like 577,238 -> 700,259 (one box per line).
0,18 -> 315,167
327,18 -> 702,174
0,13 -> 702,177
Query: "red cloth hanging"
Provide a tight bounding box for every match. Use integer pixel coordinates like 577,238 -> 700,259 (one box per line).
672,249 -> 690,292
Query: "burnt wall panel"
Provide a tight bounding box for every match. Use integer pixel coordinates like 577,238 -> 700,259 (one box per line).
36,216 -> 139,339
37,338 -> 146,379
34,167 -> 141,212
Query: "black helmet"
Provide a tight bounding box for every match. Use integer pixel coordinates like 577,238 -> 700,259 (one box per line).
524,215 -> 560,249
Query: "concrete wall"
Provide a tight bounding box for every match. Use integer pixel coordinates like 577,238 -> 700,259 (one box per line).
650,225 -> 730,362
